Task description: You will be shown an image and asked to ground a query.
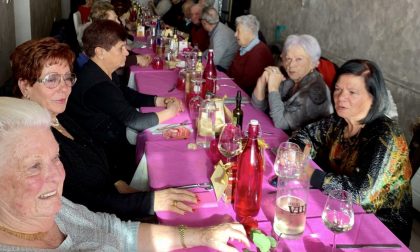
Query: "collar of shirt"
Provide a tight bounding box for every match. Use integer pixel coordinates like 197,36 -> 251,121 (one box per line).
239,37 -> 260,56
208,22 -> 219,37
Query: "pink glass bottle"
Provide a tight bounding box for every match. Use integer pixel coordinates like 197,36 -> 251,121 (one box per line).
234,120 -> 264,222
202,49 -> 217,97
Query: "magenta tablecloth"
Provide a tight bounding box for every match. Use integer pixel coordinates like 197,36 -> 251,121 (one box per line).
133,69 -> 409,252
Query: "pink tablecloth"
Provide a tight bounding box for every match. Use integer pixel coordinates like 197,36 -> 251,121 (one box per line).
134,69 -> 410,252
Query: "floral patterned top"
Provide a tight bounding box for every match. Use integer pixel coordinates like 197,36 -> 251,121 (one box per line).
289,114 -> 412,244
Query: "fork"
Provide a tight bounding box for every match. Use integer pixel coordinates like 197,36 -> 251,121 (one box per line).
156,120 -> 190,131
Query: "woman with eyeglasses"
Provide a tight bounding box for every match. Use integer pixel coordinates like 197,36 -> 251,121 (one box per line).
10,37 -> 197,221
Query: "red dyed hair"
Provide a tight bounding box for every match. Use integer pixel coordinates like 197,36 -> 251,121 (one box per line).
10,37 -> 75,97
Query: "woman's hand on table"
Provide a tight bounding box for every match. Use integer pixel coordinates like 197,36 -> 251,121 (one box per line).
187,223 -> 250,252
154,188 -> 197,214
137,55 -> 152,67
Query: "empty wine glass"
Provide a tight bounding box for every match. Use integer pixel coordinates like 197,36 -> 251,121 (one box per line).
322,190 -> 354,252
269,141 -> 302,187
217,123 -> 243,163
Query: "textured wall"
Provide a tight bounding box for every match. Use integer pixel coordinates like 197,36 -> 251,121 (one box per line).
251,0 -> 420,140
30,0 -> 61,39
0,1 -> 15,85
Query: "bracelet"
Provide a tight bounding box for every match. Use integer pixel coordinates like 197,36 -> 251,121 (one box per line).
178,225 -> 187,248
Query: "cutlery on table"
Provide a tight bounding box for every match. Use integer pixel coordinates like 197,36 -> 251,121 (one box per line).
334,243 -> 402,249
175,182 -> 213,191
156,120 -> 190,131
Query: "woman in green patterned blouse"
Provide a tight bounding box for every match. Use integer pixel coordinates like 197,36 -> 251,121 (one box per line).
289,59 -> 412,245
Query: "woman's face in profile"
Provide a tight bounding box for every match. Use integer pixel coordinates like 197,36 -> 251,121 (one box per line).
102,40 -> 129,72
282,45 -> 315,83
0,127 -> 65,223
333,74 -> 373,123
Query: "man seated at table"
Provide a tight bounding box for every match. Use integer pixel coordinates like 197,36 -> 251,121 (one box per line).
201,7 -> 239,72
188,3 -> 209,52
289,59 -> 413,246
227,14 -> 274,96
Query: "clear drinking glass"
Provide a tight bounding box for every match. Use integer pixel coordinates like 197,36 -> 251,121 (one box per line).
217,123 -> 243,163
273,150 -> 309,238
322,190 -> 354,252
269,141 -> 302,187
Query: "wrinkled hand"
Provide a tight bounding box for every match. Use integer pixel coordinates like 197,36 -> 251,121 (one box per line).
256,69 -> 270,89
191,223 -> 250,252
137,55 -> 152,67
154,188 -> 197,214
265,66 -> 285,92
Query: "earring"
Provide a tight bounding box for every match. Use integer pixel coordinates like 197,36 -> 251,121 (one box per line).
24,93 -> 30,100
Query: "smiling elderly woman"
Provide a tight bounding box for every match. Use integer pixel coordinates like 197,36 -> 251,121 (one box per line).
289,59 -> 413,245
252,34 -> 333,133
0,97 -> 249,251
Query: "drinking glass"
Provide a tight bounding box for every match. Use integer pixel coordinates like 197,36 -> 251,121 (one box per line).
322,190 -> 354,251
217,123 -> 243,163
269,141 -> 302,187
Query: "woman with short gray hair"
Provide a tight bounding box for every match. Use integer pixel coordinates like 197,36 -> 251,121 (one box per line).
227,14 -> 274,96
251,34 -> 333,133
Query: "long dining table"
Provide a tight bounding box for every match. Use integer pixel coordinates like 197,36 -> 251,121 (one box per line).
129,53 -> 410,251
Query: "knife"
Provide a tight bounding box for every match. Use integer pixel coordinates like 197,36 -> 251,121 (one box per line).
335,243 -> 402,249
175,183 -> 213,190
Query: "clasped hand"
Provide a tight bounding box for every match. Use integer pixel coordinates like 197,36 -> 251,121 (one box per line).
257,66 -> 286,92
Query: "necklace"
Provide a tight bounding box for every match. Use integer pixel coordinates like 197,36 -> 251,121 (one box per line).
51,117 -> 60,127
0,225 -> 46,241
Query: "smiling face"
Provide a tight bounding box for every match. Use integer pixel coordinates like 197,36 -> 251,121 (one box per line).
333,74 -> 373,123
0,127 -> 65,230
235,24 -> 255,47
282,45 -> 315,83
19,61 -> 72,118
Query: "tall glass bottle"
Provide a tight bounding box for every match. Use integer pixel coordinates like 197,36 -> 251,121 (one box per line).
196,92 -> 216,148
202,49 -> 217,97
232,91 -> 243,129
195,51 -> 204,76
234,120 -> 264,221
188,81 -> 203,134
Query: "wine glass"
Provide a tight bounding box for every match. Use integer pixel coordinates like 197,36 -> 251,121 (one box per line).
269,141 -> 302,187
217,123 -> 243,163
322,190 -> 354,252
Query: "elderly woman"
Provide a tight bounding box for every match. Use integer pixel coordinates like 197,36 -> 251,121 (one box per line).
68,20 -> 184,182
0,97 -> 249,251
11,37 -> 196,220
227,14 -> 274,96
289,59 -> 412,245
252,34 -> 332,133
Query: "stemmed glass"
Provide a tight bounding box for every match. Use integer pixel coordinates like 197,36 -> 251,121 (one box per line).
217,123 -> 243,163
322,190 -> 354,252
269,142 -> 302,187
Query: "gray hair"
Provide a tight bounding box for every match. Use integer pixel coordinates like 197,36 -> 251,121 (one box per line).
200,0 -> 215,8
0,97 -> 51,141
235,14 -> 259,37
282,34 -> 321,65
201,7 -> 219,24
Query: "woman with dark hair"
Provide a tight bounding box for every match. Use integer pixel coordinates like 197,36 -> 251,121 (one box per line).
11,37 -> 196,221
68,20 -> 184,184
289,59 -> 413,245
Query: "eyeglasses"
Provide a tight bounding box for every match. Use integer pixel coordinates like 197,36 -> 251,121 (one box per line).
36,73 -> 77,89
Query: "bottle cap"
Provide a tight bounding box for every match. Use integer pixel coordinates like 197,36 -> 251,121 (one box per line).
250,119 -> 259,125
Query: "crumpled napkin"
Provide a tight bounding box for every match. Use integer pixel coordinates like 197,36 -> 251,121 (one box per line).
162,126 -> 191,140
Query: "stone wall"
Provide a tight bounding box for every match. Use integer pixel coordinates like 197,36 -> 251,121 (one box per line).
0,1 -> 15,85
251,0 -> 420,140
